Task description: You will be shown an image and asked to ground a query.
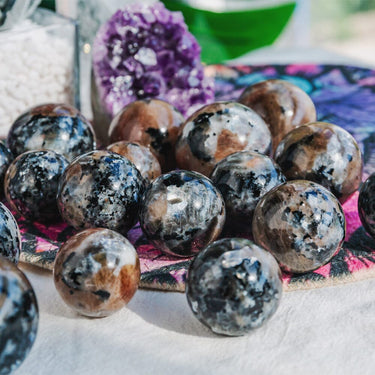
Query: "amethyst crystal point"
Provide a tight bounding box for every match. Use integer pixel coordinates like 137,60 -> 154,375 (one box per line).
92,2 -> 214,119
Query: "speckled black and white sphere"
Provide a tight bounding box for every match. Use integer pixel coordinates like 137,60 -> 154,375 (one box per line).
140,170 -> 225,257
253,180 -> 346,273
175,102 -> 272,176
210,151 -> 286,233
238,79 -> 317,152
0,257 -> 39,375
7,103 -> 96,161
358,173 -> 375,239
186,238 -> 282,336
57,150 -> 145,234
5,150 -> 69,223
274,122 -> 363,203
0,142 -> 13,199
54,228 -> 140,318
0,202 -> 21,264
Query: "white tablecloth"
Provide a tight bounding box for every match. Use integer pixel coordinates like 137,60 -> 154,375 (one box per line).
16,48 -> 375,375
18,263 -> 375,375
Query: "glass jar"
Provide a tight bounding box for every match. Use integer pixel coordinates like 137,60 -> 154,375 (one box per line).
0,8 -> 79,137
0,0 -> 41,31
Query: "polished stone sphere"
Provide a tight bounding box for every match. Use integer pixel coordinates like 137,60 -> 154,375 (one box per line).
7,103 -> 96,161
57,150 -> 145,234
0,257 -> 39,374
140,170 -> 225,257
5,150 -> 69,223
54,228 -> 140,318
0,142 -> 13,199
358,173 -> 375,239
239,79 -> 317,152
0,202 -> 21,264
253,180 -> 346,273
175,101 -> 272,176
107,141 -> 161,182
210,151 -> 286,233
274,122 -> 363,203
108,99 -> 184,171
186,238 -> 282,336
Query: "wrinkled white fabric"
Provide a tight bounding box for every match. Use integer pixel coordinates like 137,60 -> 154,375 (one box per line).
16,263 -> 375,375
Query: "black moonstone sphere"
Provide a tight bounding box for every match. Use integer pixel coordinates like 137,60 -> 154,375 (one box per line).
358,173 -> 375,239
175,102 -> 272,176
57,150 -> 145,234
7,103 -> 96,161
210,151 -> 286,233
0,257 -> 39,375
5,150 -> 69,223
140,170 -> 225,257
0,142 -> 13,199
253,180 -> 346,273
186,238 -> 283,336
274,122 -> 362,203
0,202 -> 21,264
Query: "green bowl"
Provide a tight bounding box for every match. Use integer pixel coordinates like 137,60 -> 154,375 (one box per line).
162,0 -> 296,63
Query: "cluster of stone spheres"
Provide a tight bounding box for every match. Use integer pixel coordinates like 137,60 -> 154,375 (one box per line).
2,78 -> 375,374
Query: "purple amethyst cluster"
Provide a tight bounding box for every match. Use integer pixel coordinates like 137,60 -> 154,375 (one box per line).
92,2 -> 214,118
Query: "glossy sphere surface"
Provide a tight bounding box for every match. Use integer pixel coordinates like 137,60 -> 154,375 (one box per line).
239,79 -> 317,152
54,228 -> 140,317
186,238 -> 282,336
210,151 -> 286,233
5,150 -> 69,223
0,257 -> 38,374
107,141 -> 161,182
358,173 -> 375,239
57,150 -> 145,234
0,202 -> 21,264
175,102 -> 272,176
275,122 -> 363,203
7,103 -> 96,161
253,180 -> 346,273
108,99 -> 184,171
0,142 -> 13,199
140,170 -> 225,257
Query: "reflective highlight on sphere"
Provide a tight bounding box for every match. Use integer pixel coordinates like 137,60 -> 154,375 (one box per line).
0,257 -> 39,375
210,151 -> 286,233
253,180 -> 346,273
275,122 -> 362,203
7,103 -> 96,161
54,228 -> 140,317
239,79 -> 317,152
0,202 -> 21,264
140,170 -> 225,257
57,150 -> 145,234
5,150 -> 69,223
186,238 -> 282,336
107,141 -> 161,182
108,99 -> 184,171
175,102 -> 272,176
